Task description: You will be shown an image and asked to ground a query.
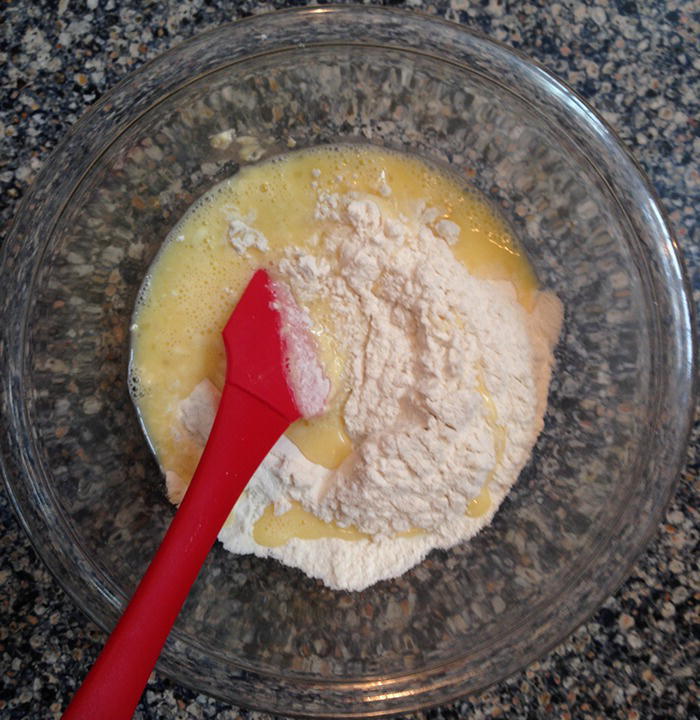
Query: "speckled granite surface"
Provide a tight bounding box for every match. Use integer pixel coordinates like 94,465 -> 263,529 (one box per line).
1,1 -> 698,718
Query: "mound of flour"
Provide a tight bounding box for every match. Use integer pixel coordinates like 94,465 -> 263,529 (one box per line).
171,189 -> 562,591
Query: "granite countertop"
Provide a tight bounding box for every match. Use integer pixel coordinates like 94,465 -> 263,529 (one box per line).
1,1 -> 697,718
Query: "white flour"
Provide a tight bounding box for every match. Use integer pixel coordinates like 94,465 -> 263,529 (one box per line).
170,188 -> 562,592
268,278 -> 330,418
226,210 -> 269,253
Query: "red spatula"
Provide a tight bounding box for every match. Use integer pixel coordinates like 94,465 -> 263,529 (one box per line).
63,269 -> 315,720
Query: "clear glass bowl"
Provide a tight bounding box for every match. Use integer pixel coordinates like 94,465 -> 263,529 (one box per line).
0,7 -> 695,717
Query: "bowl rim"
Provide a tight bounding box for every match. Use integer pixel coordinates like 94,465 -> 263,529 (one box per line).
1,6 -> 696,717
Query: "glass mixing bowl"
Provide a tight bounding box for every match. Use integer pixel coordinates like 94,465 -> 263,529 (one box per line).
0,7 -> 695,717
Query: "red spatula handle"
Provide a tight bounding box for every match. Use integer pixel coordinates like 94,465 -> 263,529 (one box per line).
62,383 -> 296,720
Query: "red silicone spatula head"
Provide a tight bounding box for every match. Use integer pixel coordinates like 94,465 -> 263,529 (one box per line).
222,268 -> 300,423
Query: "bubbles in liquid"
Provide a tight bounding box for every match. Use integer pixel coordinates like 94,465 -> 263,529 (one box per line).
132,274 -> 152,316
127,368 -> 145,400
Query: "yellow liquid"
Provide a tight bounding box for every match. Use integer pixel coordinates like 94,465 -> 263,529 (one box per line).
130,144 -> 538,545
253,501 -> 371,547
254,501 -> 426,546
466,374 -> 507,518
